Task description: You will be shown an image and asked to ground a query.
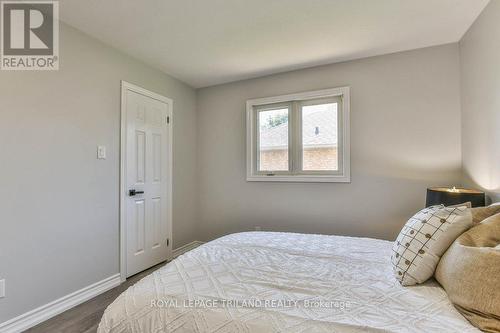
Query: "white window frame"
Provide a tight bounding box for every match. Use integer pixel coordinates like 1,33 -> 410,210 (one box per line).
246,87 -> 350,183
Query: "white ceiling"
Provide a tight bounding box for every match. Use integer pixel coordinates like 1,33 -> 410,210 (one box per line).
59,0 -> 489,88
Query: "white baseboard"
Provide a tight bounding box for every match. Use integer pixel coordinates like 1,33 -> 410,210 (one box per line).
0,274 -> 121,333
0,243 -> 203,332
172,240 -> 204,258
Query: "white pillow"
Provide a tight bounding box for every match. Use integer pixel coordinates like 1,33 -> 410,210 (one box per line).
391,204 -> 473,286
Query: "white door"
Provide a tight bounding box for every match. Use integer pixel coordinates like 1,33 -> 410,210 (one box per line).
122,82 -> 172,278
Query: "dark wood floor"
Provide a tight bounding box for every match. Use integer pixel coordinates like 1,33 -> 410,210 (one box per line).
26,262 -> 167,333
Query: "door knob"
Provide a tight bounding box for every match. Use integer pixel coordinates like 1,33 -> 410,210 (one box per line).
129,189 -> 144,196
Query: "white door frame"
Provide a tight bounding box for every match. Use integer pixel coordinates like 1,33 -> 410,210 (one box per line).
120,81 -> 173,282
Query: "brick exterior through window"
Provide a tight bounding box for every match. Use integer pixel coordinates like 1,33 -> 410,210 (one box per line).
260,147 -> 338,171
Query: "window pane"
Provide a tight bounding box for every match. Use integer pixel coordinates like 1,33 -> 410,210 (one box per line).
258,108 -> 289,171
301,103 -> 338,171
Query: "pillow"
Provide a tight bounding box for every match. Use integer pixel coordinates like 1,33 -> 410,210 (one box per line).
435,213 -> 500,332
471,203 -> 500,224
391,205 -> 473,286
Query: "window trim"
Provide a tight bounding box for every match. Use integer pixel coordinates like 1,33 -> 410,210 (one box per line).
246,86 -> 350,183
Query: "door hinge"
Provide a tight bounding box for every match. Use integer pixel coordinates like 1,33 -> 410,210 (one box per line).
166,238 -> 170,246
166,116 -> 170,124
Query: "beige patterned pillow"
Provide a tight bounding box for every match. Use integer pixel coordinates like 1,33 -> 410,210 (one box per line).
391,205 -> 473,286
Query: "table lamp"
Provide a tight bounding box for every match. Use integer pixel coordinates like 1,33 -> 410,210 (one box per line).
426,187 -> 485,208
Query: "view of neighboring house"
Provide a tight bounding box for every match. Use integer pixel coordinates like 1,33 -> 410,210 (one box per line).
259,103 -> 338,171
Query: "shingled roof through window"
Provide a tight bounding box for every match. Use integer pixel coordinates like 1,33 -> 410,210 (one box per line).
260,104 -> 338,150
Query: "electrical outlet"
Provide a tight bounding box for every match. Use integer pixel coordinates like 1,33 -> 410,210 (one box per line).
97,145 -> 106,159
0,279 -> 5,298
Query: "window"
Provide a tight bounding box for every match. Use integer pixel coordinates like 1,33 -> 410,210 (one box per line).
246,87 -> 350,182
258,106 -> 289,172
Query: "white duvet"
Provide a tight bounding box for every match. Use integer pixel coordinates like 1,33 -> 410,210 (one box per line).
98,232 -> 478,333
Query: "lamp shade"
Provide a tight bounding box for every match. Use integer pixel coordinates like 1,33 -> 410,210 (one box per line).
426,187 -> 485,208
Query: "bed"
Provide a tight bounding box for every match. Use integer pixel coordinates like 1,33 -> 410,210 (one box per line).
98,232 -> 479,333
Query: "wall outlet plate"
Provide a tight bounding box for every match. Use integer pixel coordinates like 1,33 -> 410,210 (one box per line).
0,279 -> 5,298
97,145 -> 106,159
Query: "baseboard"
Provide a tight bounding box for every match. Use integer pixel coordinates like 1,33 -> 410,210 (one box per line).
0,274 -> 121,333
0,243 -> 203,332
172,240 -> 204,258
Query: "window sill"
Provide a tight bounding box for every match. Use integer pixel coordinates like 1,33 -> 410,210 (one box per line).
246,175 -> 351,183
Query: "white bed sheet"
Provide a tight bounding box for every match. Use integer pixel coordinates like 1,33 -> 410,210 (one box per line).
98,232 -> 478,333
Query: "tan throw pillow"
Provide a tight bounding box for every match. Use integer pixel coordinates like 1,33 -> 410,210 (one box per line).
435,213 -> 500,332
471,203 -> 500,224
391,205 -> 473,286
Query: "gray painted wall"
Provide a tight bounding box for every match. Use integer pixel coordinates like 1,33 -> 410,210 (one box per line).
196,44 -> 462,243
460,0 -> 500,203
0,23 -> 198,322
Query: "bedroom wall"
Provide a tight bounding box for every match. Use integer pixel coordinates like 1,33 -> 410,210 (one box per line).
459,0 -> 500,203
196,44 -> 462,242
0,23 -> 197,322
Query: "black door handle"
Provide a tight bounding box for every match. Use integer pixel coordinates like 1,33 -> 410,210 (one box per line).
129,189 -> 144,196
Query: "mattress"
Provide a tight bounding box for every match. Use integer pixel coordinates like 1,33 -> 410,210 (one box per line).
98,232 -> 479,333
